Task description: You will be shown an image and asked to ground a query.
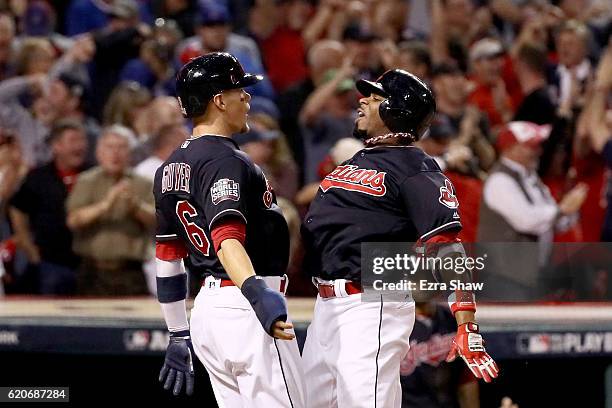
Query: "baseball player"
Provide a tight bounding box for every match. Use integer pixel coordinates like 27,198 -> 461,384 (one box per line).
301,69 -> 499,407
153,52 -> 305,407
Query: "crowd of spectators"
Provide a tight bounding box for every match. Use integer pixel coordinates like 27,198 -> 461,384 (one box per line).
0,0 -> 610,300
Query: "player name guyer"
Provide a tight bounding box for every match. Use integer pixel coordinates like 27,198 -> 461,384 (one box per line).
372,279 -> 484,292
161,162 -> 191,193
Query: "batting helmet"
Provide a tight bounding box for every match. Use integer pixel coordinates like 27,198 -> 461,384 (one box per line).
356,69 -> 435,139
176,52 -> 263,118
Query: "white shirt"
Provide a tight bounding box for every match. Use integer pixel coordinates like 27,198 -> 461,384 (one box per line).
557,59 -> 591,106
483,157 -> 559,238
134,156 -> 163,183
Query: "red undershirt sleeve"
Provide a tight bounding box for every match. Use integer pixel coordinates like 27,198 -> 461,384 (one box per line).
211,218 -> 246,253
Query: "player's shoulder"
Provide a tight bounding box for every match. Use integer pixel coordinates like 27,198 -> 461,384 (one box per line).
184,135 -> 253,167
369,145 -> 442,178
398,146 -> 441,175
75,166 -> 104,184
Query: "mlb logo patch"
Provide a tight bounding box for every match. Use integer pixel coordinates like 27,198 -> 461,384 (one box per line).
211,178 -> 240,205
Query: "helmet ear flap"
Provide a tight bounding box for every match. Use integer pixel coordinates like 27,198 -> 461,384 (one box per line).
187,95 -> 205,117
379,98 -> 407,133
378,98 -> 392,129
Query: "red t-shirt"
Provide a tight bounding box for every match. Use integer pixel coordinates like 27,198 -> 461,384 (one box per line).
468,56 -> 523,127
445,171 -> 482,243
260,26 -> 308,92
56,167 -> 79,192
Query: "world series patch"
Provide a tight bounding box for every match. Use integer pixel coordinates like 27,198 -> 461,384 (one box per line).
211,178 -> 240,205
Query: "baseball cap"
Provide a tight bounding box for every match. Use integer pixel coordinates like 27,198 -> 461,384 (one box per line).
496,121 -> 551,151
249,97 -> 280,122
330,138 -> 364,165
56,71 -> 88,99
322,69 -> 355,93
108,0 -> 139,19
469,38 -> 504,62
197,2 -> 231,26
427,114 -> 456,141
23,1 -> 55,37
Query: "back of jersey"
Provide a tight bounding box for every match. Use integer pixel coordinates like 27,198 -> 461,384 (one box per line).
153,135 -> 289,280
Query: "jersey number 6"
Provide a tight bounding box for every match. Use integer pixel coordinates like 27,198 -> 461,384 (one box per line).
176,200 -> 210,255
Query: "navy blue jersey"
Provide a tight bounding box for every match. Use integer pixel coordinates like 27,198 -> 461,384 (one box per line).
302,145 -> 461,281
153,135 -> 289,280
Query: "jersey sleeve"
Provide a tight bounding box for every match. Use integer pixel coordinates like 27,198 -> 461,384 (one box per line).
399,172 -> 462,242
197,156 -> 250,230
155,202 -> 180,243
153,170 -> 179,243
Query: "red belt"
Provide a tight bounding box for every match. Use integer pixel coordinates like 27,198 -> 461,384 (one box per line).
205,278 -> 287,293
318,281 -> 362,298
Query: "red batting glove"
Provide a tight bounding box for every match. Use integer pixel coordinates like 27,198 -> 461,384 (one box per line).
446,322 -> 499,382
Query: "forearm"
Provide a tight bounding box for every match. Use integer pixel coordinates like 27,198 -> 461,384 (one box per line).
299,81 -> 340,124
302,6 -> 333,47
67,200 -> 110,230
156,258 -> 189,332
457,381 -> 480,408
217,239 -> 256,288
424,238 -> 478,323
8,207 -> 40,262
430,0 -> 449,63
132,201 -> 156,229
471,136 -> 496,170
490,0 -> 523,24
0,76 -> 31,104
49,54 -> 88,83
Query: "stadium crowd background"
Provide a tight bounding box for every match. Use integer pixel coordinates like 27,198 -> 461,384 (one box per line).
0,0 -> 610,299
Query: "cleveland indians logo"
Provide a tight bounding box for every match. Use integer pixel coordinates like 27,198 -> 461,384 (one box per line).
320,165 -> 387,196
438,179 -> 459,209
262,174 -> 273,208
400,333 -> 455,376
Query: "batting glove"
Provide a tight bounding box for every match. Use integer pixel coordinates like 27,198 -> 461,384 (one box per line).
159,330 -> 195,396
446,322 -> 499,383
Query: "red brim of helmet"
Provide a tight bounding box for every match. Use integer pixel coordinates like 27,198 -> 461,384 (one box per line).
356,79 -> 389,98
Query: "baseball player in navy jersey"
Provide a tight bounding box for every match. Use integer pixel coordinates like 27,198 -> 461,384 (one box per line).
301,69 -> 499,407
153,52 -> 305,407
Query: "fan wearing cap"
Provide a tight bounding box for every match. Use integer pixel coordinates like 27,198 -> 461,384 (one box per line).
478,121 -> 588,245
153,52 -> 305,405
467,38 -> 522,128
301,69 -> 498,408
177,1 -> 275,99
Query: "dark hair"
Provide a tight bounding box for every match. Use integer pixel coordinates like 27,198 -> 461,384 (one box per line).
47,119 -> 84,144
431,61 -> 462,78
516,43 -> 548,76
398,41 -> 432,73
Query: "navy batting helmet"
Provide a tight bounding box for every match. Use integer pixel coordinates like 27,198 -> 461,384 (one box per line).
176,52 -> 263,118
356,69 -> 435,139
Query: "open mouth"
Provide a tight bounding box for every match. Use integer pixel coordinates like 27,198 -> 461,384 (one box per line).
355,108 -> 366,123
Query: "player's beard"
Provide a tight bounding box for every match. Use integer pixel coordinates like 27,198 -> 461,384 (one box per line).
352,123 -> 369,141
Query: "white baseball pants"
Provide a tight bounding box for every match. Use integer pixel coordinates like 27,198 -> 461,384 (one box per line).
190,276 -> 305,408
302,293 -> 415,408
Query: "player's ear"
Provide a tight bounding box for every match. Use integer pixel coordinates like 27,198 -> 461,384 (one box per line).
212,94 -> 226,111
